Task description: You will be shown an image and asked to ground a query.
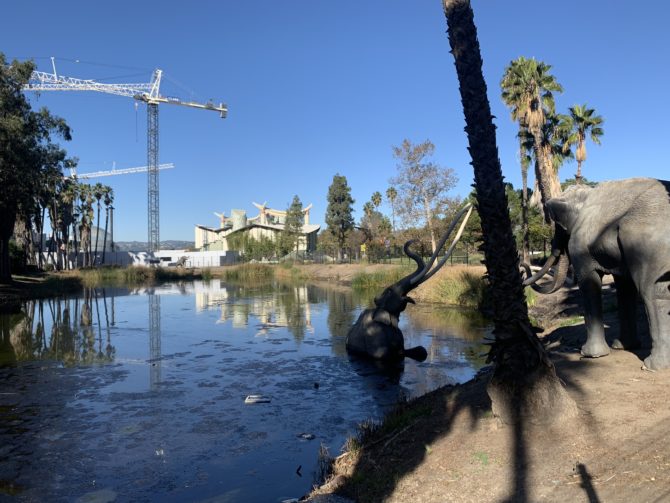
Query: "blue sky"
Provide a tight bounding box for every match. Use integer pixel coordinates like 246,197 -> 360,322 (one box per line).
3,1 -> 669,242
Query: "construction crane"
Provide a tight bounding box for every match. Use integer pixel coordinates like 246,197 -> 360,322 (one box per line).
69,162 -> 175,179
25,57 -> 227,252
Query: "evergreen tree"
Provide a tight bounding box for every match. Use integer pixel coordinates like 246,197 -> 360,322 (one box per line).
283,195 -> 304,257
0,54 -> 72,281
325,174 -> 355,261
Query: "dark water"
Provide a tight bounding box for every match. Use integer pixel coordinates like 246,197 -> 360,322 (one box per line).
0,280 -> 490,502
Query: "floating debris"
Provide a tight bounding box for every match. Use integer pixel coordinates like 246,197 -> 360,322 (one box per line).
244,394 -> 271,404
297,432 -> 315,440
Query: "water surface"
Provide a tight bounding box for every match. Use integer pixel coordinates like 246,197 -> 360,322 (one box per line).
0,279 -> 489,502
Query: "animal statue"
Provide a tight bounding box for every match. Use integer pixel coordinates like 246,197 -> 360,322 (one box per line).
346,204 -> 473,362
522,178 -> 670,370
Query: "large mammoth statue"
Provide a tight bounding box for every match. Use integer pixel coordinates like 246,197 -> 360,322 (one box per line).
346,204 -> 473,362
523,178 -> 670,370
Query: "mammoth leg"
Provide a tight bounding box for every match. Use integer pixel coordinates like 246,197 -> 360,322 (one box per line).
580,271 -> 610,358
611,274 -> 639,350
639,277 -> 670,370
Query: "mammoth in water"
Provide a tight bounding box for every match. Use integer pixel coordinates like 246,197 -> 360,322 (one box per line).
346,204 -> 473,362
523,178 -> 670,370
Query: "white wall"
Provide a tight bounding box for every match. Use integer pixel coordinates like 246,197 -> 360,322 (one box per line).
37,249 -> 239,269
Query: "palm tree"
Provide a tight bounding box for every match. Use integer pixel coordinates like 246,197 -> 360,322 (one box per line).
101,187 -> 114,265
371,191 -> 382,209
521,113 -> 574,190
501,56 -> 563,221
563,104 -> 604,183
362,201 -> 374,218
386,187 -> 397,232
77,185 -> 94,268
57,178 -> 77,270
92,183 -> 104,266
442,0 -> 576,426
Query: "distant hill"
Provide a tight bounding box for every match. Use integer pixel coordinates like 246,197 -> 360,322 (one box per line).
113,240 -> 195,252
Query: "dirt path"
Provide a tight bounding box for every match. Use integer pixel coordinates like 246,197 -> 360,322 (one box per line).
310,276 -> 670,502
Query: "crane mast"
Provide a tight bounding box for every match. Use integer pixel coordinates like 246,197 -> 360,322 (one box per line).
25,58 -> 227,252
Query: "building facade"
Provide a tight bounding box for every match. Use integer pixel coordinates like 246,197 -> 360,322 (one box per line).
195,202 -> 320,255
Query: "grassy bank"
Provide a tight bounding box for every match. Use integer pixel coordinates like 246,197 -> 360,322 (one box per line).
63,266 -> 203,287
211,262 -> 307,282
348,264 -> 489,309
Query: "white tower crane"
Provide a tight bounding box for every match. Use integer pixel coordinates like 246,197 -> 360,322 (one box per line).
70,162 -> 175,180
25,58 -> 227,252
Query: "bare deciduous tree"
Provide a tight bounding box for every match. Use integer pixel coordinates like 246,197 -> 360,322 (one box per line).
390,139 -> 457,253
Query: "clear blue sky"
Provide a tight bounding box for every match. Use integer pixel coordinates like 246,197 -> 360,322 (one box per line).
3,1 -> 669,242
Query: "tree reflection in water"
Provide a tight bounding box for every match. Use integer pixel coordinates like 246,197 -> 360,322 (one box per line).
0,289 -> 116,365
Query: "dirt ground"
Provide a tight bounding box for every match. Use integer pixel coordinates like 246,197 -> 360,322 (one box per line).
310,272 -> 670,503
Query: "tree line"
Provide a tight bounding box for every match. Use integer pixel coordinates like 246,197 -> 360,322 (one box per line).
321,56 -> 603,265
1,54 -> 117,282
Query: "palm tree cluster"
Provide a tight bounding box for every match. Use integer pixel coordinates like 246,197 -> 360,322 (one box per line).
21,175 -> 115,271
501,57 -> 604,260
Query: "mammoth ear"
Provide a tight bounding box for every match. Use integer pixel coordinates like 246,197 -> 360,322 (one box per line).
372,308 -> 392,326
546,198 -> 573,231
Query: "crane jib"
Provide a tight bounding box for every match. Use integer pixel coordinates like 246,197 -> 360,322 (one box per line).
22,63 -> 228,252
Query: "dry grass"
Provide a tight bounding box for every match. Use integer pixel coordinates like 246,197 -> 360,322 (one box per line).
412,265 -> 488,308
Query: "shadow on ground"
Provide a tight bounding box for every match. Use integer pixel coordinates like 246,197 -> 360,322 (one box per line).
319,279 -> 662,502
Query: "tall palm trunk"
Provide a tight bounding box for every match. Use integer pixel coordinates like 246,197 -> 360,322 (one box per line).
94,201 -> 101,266
442,0 -> 576,425
519,135 -> 530,263
0,211 -> 15,283
102,207 -> 109,265
38,207 -> 46,270
531,130 -> 555,222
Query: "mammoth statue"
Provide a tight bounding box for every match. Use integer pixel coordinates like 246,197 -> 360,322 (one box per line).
523,178 -> 670,370
346,204 -> 473,362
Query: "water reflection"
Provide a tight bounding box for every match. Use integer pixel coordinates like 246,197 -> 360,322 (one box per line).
0,280 -> 490,502
0,290 -> 117,366
195,280 -> 317,341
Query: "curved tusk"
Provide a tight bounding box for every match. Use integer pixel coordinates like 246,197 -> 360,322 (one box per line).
411,203 -> 474,285
521,254 -> 557,286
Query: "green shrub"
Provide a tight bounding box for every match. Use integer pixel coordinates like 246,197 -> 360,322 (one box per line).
223,263 -> 274,281
351,267 -> 413,290
428,267 -> 487,308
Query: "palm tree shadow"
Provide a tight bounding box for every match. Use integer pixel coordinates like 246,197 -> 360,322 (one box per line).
332,369 -> 492,502
576,463 -> 601,503
330,279 -> 630,503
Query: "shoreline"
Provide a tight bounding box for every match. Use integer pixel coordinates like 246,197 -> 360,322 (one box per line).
308,277 -> 670,503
